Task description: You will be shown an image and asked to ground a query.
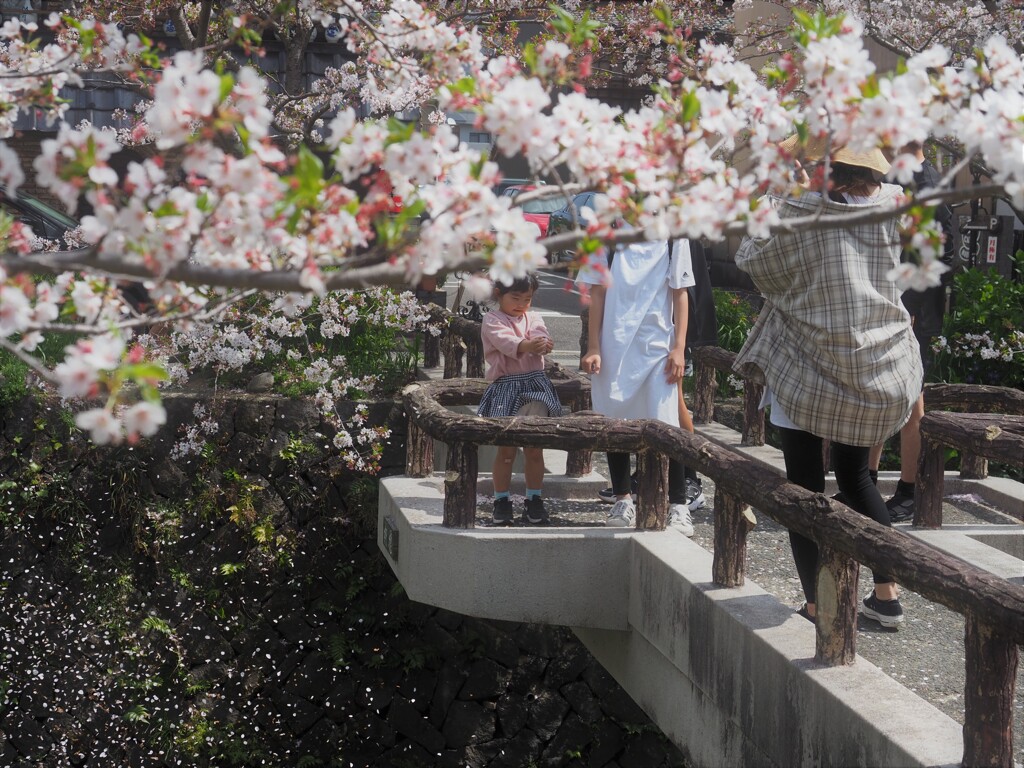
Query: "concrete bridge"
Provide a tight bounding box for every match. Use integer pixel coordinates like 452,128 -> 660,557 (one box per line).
377,410 -> 1023,767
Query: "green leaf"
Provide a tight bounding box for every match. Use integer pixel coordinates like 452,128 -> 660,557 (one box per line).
121,363 -> 169,382
681,91 -> 701,122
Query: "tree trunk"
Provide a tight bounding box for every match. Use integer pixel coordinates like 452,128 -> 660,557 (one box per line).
712,490 -> 751,587
916,436 -> 945,528
960,452 -> 989,479
963,614 -> 1019,768
693,358 -> 716,424
635,451 -> 668,530
406,419 -> 434,478
742,380 -> 765,446
815,545 -> 859,666
444,334 -> 466,379
444,441 -> 477,528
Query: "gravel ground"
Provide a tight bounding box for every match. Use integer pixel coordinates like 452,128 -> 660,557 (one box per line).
476,459 -> 1024,765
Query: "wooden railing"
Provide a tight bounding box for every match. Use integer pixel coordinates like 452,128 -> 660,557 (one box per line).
409,313 -> 1023,767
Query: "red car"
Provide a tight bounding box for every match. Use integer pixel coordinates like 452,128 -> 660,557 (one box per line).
500,184 -> 564,238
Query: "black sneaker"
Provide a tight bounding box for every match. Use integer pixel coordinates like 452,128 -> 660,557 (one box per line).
685,478 -> 706,511
887,493 -> 915,523
597,473 -> 639,504
861,593 -> 904,628
492,497 -> 514,526
524,497 -> 549,525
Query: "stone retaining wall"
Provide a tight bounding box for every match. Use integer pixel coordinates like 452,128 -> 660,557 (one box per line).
0,392 -> 686,767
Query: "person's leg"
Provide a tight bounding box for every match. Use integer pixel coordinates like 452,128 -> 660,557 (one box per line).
523,447 -> 545,493
492,446 -> 518,494
668,458 -> 687,505
607,452 -> 633,497
830,441 -> 898,600
777,427 -> 825,613
899,394 -> 925,483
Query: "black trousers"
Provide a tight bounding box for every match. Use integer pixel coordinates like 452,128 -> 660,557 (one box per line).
777,427 -> 894,604
607,452 -> 693,505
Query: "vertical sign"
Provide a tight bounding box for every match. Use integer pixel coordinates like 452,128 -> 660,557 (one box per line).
986,235 -> 998,264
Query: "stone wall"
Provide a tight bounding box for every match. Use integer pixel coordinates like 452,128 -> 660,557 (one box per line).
0,392 -> 687,767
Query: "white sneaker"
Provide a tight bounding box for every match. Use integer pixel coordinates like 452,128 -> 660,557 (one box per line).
605,498 -> 636,527
668,503 -> 694,536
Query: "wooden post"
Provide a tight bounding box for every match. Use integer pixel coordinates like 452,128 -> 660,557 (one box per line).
406,418 -> 434,477
466,336 -> 485,379
712,489 -> 752,587
742,380 -> 765,446
814,543 -> 859,666
565,395 -> 593,477
423,330 -> 441,369
635,451 -> 668,531
443,333 -> 466,379
963,613 -> 1018,768
443,441 -> 477,528
960,452 -> 989,480
693,359 -> 717,424
916,436 -> 945,528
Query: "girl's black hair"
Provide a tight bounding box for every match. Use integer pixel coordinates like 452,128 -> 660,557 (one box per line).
829,162 -> 882,193
494,274 -> 540,295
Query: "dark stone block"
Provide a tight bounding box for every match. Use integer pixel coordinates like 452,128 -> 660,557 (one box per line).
582,666 -> 648,724
526,689 -> 571,742
379,738 -> 435,768
429,662 -> 467,728
509,654 -> 549,695
145,457 -> 189,500
322,676 -> 356,722
396,669 -> 436,713
514,623 -> 562,657
233,397 -> 276,435
434,608 -> 464,632
284,652 -> 334,703
347,710 -> 396,751
619,731 -> 668,768
540,712 -> 595,768
296,716 -> 343,760
543,643 -> 590,690
458,658 -> 511,701
442,700 -> 496,747
387,695 -> 446,754
354,673 -> 395,712
224,431 -> 264,472
269,688 -> 321,736
563,681 -> 604,724
7,716 -> 53,757
496,692 -> 528,738
422,618 -> 462,660
485,729 -> 543,768
588,720 -> 625,768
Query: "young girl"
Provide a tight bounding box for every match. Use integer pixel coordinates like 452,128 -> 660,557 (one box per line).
477,274 -> 561,525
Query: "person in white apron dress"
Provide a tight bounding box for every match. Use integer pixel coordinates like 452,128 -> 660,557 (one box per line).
576,238 -> 698,532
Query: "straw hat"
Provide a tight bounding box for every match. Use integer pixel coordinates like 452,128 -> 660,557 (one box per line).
778,134 -> 891,176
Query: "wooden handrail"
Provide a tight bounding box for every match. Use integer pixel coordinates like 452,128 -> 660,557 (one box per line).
401,374 -> 1024,767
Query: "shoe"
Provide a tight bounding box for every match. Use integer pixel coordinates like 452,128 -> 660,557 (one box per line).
605,498 -> 636,528
492,497 -> 514,526
860,593 -> 905,628
685,478 -> 706,511
668,503 -> 694,536
887,492 -> 915,523
796,603 -> 816,624
598,473 -> 638,504
524,497 -> 549,525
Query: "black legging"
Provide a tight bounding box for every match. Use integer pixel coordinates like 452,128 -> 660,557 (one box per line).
777,427 -> 894,604
607,452 -> 691,505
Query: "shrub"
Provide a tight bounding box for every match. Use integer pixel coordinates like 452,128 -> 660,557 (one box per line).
931,252 -> 1024,390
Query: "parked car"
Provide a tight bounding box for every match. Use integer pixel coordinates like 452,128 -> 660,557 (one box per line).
0,190 -> 78,244
546,191 -> 600,262
492,177 -> 544,197
500,185 -> 565,239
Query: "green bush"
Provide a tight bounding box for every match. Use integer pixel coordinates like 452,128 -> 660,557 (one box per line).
711,289 -> 758,395
931,252 -> 1024,389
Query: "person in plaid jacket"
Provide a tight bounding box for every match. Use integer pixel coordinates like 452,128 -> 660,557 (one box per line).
733,141 -> 921,628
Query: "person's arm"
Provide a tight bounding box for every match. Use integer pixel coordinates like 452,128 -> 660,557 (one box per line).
581,285 -> 605,374
665,286 -> 688,383
527,314 -> 554,355
483,313 -> 526,358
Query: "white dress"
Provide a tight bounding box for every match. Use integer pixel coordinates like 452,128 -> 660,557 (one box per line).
576,240 -> 696,425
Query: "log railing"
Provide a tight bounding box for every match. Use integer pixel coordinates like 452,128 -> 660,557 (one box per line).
917,413 -> 1024,528
402,375 -> 1023,768
690,347 -> 1024,482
